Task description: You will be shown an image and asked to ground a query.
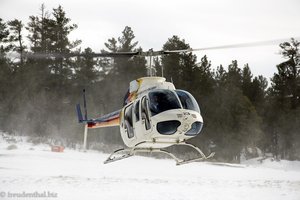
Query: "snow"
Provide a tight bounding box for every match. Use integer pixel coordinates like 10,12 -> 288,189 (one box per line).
0,135 -> 300,200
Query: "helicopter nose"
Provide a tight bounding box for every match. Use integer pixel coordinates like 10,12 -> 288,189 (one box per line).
177,111 -> 203,136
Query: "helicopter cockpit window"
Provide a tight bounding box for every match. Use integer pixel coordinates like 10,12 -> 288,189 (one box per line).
124,104 -> 134,138
134,100 -> 140,122
175,90 -> 200,113
149,90 -> 181,116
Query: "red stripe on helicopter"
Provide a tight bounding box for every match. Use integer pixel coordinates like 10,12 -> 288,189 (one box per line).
87,116 -> 120,129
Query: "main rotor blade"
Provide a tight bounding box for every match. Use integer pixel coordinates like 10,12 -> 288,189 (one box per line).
164,37 -> 300,53
22,51 -> 140,59
4,37 -> 299,60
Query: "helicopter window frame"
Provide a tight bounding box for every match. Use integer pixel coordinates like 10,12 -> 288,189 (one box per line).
134,100 -> 140,122
141,96 -> 151,130
124,103 -> 134,139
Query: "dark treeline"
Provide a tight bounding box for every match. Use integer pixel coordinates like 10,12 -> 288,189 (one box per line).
0,5 -> 299,162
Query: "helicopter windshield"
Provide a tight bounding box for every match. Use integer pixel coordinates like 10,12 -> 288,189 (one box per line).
149,89 -> 181,116
175,90 -> 200,113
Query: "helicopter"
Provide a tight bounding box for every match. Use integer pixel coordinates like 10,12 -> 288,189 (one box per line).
73,45 -> 228,165
74,37 -> 298,165
76,75 -> 214,165
20,37 -> 299,165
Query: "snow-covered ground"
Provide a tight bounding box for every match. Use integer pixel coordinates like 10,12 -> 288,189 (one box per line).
0,135 -> 300,200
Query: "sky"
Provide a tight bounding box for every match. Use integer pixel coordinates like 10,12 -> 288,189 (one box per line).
1,0 -> 300,80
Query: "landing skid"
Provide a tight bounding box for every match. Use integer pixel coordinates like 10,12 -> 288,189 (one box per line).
104,143 -> 215,165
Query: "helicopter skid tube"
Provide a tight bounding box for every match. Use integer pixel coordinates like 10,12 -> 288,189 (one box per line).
103,148 -> 134,164
175,143 -> 215,166
103,143 -> 215,165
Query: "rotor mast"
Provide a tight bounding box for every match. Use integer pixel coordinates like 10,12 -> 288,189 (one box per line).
147,48 -> 154,77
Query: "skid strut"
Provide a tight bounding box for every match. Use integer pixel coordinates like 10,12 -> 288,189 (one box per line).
104,142 -> 215,165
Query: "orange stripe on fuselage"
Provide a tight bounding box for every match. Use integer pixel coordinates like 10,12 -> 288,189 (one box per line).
88,117 -> 120,129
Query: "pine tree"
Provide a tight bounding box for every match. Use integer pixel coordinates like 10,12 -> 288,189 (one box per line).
267,38 -> 300,160
48,5 -> 81,90
241,64 -> 253,98
104,26 -> 146,80
161,35 -> 197,90
0,18 -> 12,129
193,55 -> 215,98
0,18 -> 11,55
7,19 -> 26,65
74,47 -> 99,88
226,60 -> 242,88
271,38 -> 300,110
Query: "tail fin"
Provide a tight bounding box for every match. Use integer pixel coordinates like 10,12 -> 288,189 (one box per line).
76,104 -> 84,123
83,89 -> 88,121
76,89 -> 88,123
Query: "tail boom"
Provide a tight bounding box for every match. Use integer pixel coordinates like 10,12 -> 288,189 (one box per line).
76,103 -> 120,129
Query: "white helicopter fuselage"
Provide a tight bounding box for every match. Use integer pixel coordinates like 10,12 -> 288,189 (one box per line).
77,76 -> 212,165
119,77 -> 203,149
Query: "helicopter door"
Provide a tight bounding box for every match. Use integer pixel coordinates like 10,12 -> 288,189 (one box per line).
141,96 -> 152,132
